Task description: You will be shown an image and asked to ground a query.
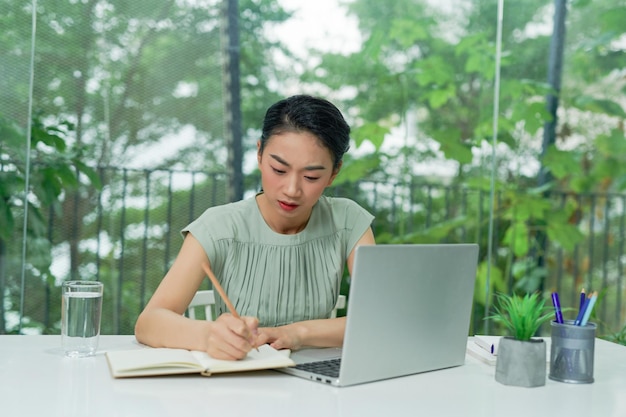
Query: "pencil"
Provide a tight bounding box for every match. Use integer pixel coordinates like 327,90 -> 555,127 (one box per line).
201,262 -> 258,351
580,291 -> 598,326
201,262 -> 239,318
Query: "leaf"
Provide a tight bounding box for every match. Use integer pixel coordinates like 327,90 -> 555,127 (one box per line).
599,7 -> 626,33
362,28 -> 386,58
389,18 -> 429,47
32,125 -> 67,152
54,164 -> 80,189
426,84 -> 456,109
518,79 -> 554,96
594,130 -> 626,160
503,222 -> 530,257
474,262 -> 505,307
591,158 -> 621,182
418,216 -> 472,241
503,194 -> 551,222
0,198 -> 15,241
456,33 -> 495,79
574,96 -> 626,118
335,154 -> 383,184
351,123 -> 389,150
432,128 -> 473,164
522,101 -> 553,134
514,264 -> 547,294
487,292 -> 554,340
75,161 -> 103,189
541,145 -> 580,179
415,56 -> 454,86
546,222 -> 585,252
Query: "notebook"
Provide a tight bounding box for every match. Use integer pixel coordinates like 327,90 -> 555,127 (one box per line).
276,243 -> 479,387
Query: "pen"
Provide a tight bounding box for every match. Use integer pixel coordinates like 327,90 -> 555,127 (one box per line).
201,262 -> 258,351
580,291 -> 598,326
474,336 -> 497,355
551,292 -> 564,324
579,288 -> 586,313
574,293 -> 592,325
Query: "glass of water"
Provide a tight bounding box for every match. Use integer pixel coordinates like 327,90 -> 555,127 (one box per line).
61,280 -> 104,358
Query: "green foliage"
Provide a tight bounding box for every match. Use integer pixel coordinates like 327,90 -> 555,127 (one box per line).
542,146 -> 580,180
0,113 -> 100,242
2,0 -> 626,337
574,96 -> 626,118
351,123 -> 390,150
1,0 -> 292,173
0,0 -> 294,333
511,258 -> 547,294
603,322 -> 626,346
332,154 -> 383,185
542,127 -> 626,194
487,292 -> 555,341
0,111 -> 103,333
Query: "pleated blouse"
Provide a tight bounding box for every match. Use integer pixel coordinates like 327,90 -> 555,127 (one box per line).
182,194 -> 374,327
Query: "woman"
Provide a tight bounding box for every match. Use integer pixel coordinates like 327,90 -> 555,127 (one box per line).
135,95 -> 375,360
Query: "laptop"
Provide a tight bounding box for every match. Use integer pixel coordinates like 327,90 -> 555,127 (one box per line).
276,243 -> 479,387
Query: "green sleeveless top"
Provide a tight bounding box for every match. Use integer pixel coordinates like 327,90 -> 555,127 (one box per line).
182,194 -> 374,327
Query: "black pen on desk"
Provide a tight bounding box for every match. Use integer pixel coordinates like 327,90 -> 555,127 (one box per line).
201,262 -> 259,352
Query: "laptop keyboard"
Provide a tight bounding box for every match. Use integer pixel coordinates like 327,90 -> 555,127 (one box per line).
294,358 -> 341,378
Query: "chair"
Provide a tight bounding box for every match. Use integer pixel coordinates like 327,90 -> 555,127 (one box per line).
187,290 -> 217,320
330,294 -> 346,318
186,290 -> 347,321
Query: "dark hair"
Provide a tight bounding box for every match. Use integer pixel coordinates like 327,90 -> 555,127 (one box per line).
259,95 -> 350,170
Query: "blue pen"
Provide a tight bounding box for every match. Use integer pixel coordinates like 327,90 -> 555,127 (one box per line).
579,288 -> 586,313
551,292 -> 564,324
580,292 -> 598,326
574,294 -> 591,325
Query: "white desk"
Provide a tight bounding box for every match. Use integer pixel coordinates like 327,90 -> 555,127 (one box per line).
1,335 -> 625,417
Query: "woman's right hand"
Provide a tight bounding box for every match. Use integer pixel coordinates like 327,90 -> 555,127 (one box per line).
206,314 -> 260,360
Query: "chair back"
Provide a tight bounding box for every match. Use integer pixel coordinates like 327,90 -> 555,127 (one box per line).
187,290 -> 216,320
186,291 -> 346,321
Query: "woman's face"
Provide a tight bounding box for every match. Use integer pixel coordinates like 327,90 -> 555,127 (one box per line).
257,131 -> 339,227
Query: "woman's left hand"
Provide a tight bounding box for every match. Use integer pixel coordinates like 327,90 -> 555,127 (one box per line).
256,324 -> 303,351
256,317 -> 345,350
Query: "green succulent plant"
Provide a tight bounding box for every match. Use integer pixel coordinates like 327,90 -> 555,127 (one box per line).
487,292 -> 555,341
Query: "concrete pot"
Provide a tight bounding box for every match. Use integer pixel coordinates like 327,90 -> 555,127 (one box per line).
495,337 -> 546,387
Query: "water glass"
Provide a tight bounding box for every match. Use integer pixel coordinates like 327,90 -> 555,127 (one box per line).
61,280 -> 104,357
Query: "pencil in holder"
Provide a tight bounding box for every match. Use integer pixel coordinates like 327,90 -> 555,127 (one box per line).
549,320 -> 596,384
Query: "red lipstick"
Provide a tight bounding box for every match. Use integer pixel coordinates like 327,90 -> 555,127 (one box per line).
278,201 -> 299,211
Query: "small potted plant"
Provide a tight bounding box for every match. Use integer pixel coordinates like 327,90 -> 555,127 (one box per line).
488,292 -> 555,387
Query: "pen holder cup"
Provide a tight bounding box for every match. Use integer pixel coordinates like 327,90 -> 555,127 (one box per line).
549,320 -> 596,384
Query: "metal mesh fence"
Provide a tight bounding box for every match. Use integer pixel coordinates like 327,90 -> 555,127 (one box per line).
1,0 -> 226,334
